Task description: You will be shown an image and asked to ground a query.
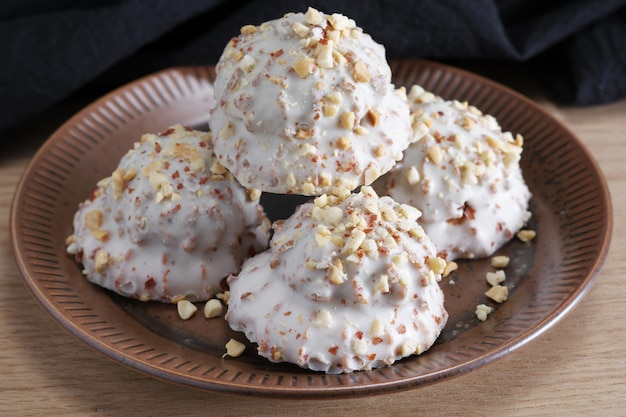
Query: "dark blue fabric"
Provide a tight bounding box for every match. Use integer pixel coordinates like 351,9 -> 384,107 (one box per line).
2,0 -> 625,131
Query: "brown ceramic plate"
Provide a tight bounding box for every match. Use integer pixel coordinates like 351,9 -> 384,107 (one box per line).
10,60 -> 612,398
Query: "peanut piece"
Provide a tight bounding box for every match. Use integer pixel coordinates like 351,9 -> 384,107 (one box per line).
491,255 -> 510,268
177,300 -> 198,320
353,60 -> 371,82
517,229 -> 536,242
223,339 -> 246,358
485,285 -> 508,303
203,299 -> 223,319
475,304 -> 493,321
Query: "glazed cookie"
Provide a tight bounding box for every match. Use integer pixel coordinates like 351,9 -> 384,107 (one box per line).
67,125 -> 270,302
375,85 -> 531,260
226,186 -> 448,373
209,7 -> 412,196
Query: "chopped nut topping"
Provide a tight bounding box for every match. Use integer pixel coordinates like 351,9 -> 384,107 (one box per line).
370,318 -> 384,337
392,252 -> 409,267
361,238 -> 378,259
485,285 -> 508,303
302,182 -> 316,195
94,250 -> 110,273
318,172 -> 332,187
406,166 -> 421,185
353,125 -> 369,136
399,203 -> 422,221
286,173 -> 297,188
352,338 -> 367,356
340,111 -> 356,130
244,187 -> 260,202
111,169 -> 125,200
96,176 -> 111,189
223,338 -> 246,358
408,227 -> 426,240
316,42 -> 334,69
461,115 -> 476,130
326,29 -> 340,43
326,92 -> 343,104
292,21 -> 309,37
353,60 -> 371,82
328,258 -> 346,284
375,274 -> 390,294
219,122 -> 235,139
123,167 -> 137,182
149,172 -> 168,191
327,13 -> 352,30
240,24 -> 257,35
299,143 -> 317,156
373,145 -> 386,158
503,151 -> 520,169
209,159 -> 227,175
314,194 -> 329,208
427,145 -> 443,164
292,56 -> 315,78
427,257 -> 446,275
332,49 -> 347,65
84,210 -> 103,231
177,299 -> 198,320
91,229 -> 109,242
313,309 -> 333,328
239,54 -> 256,73
342,229 -> 366,255
400,341 -> 417,357
323,206 -> 343,226
380,204 -> 397,222
304,7 -> 323,25
336,136 -> 352,150
295,128 -> 313,140
323,104 -> 339,117
363,164 -> 381,185
315,225 -> 332,246
367,108 -> 381,126
231,49 -> 244,62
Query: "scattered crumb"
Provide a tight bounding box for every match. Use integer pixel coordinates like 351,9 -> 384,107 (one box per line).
223,339 -> 246,358
486,270 -> 506,286
517,229 -> 536,242
490,255 -> 509,268
485,285 -> 508,303
475,304 -> 493,321
176,300 -> 198,320
443,260 -> 458,277
203,299 -> 223,319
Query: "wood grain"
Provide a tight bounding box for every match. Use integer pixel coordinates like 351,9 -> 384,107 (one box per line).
1,66 -> 625,416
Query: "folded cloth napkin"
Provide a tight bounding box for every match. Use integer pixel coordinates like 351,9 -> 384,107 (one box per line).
1,0 -> 625,131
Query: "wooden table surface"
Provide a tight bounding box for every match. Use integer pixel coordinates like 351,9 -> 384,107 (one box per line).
1,64 -> 625,416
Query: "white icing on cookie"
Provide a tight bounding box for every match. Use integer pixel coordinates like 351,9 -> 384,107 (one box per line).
226,186 -> 447,373
375,85 -> 531,260
67,125 -> 270,302
210,8 -> 412,196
